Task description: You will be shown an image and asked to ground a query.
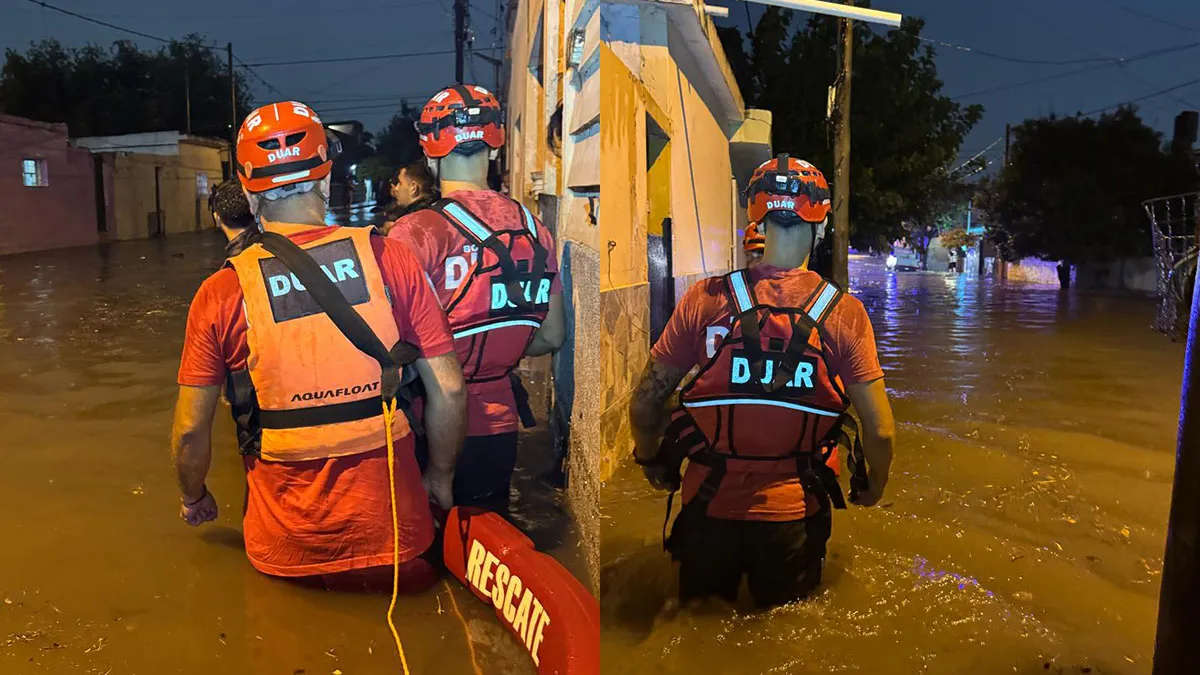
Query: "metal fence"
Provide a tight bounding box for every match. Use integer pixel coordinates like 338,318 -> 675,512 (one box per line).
1144,192 -> 1199,339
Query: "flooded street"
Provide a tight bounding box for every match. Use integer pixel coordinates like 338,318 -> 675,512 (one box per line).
601,258 -> 1184,675
0,232 -> 583,675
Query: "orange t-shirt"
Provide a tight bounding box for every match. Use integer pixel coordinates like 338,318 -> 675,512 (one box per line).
388,190 -> 562,437
177,225 -> 454,577
650,265 -> 884,522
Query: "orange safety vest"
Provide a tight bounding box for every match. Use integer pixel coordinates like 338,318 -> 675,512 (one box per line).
226,223 -> 411,462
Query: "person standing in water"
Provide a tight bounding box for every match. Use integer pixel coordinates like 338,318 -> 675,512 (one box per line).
629,155 -> 896,607
388,84 -> 566,513
171,100 -> 467,592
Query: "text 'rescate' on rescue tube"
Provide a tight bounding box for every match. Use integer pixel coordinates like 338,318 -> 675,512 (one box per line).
443,507 -> 600,675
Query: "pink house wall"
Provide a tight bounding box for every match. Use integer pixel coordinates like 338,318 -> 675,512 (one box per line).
0,114 -> 99,256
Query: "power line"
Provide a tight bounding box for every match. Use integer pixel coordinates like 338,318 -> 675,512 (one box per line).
914,35 -> 1114,66
22,0 -> 170,44
951,40 -> 1200,100
19,0 -> 285,102
1097,0 -> 1200,34
242,49 -> 458,67
1081,76 -> 1200,116
1010,0 -> 1200,111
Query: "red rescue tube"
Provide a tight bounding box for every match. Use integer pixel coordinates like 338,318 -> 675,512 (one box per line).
443,507 -> 599,675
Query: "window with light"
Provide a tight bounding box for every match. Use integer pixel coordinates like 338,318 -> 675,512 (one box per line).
22,159 -> 48,187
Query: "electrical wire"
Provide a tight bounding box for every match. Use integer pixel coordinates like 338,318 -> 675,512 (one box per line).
242,49 -> 458,68
1081,76 -> 1200,116
1009,0 -> 1200,112
950,40 -> 1200,100
1095,0 -> 1200,34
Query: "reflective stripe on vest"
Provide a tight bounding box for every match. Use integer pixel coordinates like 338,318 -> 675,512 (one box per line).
442,201 -> 495,242
453,317 -> 543,340
728,270 -> 755,313
729,268 -> 838,324
681,396 -> 842,416
226,224 -> 410,462
519,203 -> 538,237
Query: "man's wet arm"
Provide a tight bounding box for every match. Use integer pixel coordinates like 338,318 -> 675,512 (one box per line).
629,359 -> 687,460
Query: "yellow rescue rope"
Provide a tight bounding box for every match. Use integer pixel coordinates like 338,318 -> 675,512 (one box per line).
382,398 -> 413,675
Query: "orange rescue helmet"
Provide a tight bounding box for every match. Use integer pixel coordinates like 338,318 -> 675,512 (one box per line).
416,85 -> 505,159
743,221 -> 765,255
744,154 -> 831,225
236,101 -> 337,194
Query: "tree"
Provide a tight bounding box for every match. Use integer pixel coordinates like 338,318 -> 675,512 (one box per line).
718,8 -> 982,252
978,107 -> 1198,281
0,36 -> 253,139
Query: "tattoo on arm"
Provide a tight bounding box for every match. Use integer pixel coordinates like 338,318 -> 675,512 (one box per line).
629,360 -> 687,459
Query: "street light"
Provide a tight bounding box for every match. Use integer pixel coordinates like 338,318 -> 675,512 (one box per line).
741,0 -> 902,27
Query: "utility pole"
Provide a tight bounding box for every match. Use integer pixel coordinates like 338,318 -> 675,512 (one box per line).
454,0 -> 468,84
1004,123 -> 1011,167
831,7 -> 854,288
1153,272 -> 1200,675
228,43 -> 236,177
185,69 -> 192,136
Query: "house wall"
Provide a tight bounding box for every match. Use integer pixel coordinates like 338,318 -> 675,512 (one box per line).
106,142 -> 223,241
0,115 -> 99,256
599,1 -> 746,484
507,0 -> 601,592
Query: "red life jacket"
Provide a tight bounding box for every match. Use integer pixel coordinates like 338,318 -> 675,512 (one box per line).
657,270 -> 860,524
432,197 -> 552,384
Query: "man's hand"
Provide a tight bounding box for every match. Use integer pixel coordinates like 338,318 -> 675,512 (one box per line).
423,466 -> 455,510
180,486 -> 218,526
641,463 -> 676,491
850,472 -> 887,507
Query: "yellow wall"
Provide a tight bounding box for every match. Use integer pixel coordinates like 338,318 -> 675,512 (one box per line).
599,45 -> 648,291
108,143 -> 224,241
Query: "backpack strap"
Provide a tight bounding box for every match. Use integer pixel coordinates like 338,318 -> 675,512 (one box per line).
432,197 -> 544,312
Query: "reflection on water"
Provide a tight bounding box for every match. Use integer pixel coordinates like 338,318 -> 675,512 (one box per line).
0,232 -> 581,674
602,259 -> 1183,675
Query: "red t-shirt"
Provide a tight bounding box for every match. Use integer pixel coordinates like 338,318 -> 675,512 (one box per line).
388,190 -> 562,437
177,224 -> 455,577
651,265 -> 884,521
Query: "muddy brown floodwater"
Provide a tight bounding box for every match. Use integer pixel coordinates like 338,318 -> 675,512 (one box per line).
602,257 -> 1184,675
0,231 -> 584,675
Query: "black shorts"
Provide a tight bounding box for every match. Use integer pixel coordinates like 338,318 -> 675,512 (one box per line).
416,432 -> 519,512
667,505 -> 832,608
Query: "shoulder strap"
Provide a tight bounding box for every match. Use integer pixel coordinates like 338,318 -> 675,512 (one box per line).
252,230 -> 418,403
724,269 -> 757,314
803,278 -> 844,328
725,270 -> 768,385
765,278 -> 845,394
432,197 -> 544,313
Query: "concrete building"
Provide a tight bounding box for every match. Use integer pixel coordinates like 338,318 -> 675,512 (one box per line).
506,0 -> 603,591
0,114 -> 99,256
505,0 -> 769,589
594,0 -> 771,483
72,132 -> 229,241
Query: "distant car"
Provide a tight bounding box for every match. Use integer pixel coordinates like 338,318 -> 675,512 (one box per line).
886,248 -> 921,271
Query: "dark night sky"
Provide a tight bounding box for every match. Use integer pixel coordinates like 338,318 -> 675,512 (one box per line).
3,0 -> 1199,169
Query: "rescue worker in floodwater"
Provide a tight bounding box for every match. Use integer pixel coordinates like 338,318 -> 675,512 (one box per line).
209,179 -> 256,258
389,84 -> 566,514
170,100 -> 468,592
630,155 -> 896,607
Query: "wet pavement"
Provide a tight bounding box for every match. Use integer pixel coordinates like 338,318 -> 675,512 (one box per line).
601,257 -> 1184,675
0,231 -> 583,675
